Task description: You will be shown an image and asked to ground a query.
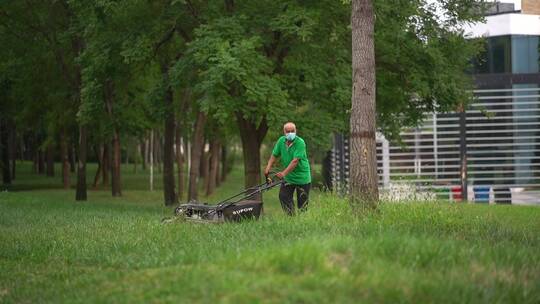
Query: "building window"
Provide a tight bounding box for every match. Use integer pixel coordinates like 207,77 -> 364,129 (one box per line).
473,35 -> 540,74
490,36 -> 512,73
512,36 -> 540,73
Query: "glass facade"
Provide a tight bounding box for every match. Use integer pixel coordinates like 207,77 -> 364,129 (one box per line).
513,84 -> 539,184
512,36 -> 540,73
472,34 -> 540,196
474,35 -> 540,74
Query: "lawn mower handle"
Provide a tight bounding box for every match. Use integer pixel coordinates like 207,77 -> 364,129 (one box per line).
215,174 -> 283,208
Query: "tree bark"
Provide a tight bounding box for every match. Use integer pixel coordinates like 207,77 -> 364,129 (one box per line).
235,113 -> 268,200
9,125 -> 16,180
221,145 -> 228,182
104,80 -> 121,196
215,142 -> 222,188
111,134 -> 122,196
38,149 -> 45,174
176,125 -> 185,202
102,143 -> 110,186
141,140 -> 147,170
158,136 -> 163,173
75,125 -> 87,201
69,144 -> 76,173
154,132 -> 162,174
134,144 -> 139,173
93,145 -> 103,188
206,139 -> 219,196
125,146 -> 129,166
200,143 -> 208,180
46,142 -> 55,177
20,136 -> 25,162
149,130 -> 154,191
162,86 -> 177,205
202,148 -> 210,193
61,129 -> 70,189
32,138 -> 38,173
350,0 -> 379,210
188,111 -> 207,201
0,119 -> 11,185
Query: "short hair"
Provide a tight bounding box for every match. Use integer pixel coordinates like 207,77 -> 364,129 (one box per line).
283,122 -> 296,132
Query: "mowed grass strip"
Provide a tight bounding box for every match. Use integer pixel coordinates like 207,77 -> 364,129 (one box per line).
0,164 -> 539,303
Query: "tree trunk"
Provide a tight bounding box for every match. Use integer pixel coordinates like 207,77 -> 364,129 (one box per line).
20,137 -> 24,162
75,125 -> 87,201
46,142 -> 55,177
202,148 -> 210,194
61,129 -> 70,189
158,136 -> 163,174
32,141 -> 38,173
350,0 -> 379,210
141,140 -> 147,170
162,86 -> 177,205
149,130 -> 154,191
200,142 -> 208,180
235,113 -> 268,200
102,143 -> 110,186
104,80 -> 122,197
206,139 -> 219,196
0,119 -> 11,185
125,146 -> 129,166
38,149 -> 45,174
221,145 -> 227,182
215,142 -> 222,188
69,144 -> 76,173
111,135 -> 122,196
134,144 -> 140,174
176,125 -> 185,202
188,111 -> 207,201
93,145 -> 103,188
9,126 -> 16,180
176,88 -> 190,201
154,132 -> 162,174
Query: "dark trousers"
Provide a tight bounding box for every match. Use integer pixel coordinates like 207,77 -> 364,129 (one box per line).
279,183 -> 311,216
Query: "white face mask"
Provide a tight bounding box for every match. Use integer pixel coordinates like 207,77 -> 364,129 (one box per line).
285,132 -> 296,141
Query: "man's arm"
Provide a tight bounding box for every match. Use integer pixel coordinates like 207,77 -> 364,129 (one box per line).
277,158 -> 299,179
264,155 -> 277,176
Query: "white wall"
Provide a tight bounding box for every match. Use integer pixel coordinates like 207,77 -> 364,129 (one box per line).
463,13 -> 540,37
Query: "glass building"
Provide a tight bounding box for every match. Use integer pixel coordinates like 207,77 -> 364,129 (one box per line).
466,0 -> 540,202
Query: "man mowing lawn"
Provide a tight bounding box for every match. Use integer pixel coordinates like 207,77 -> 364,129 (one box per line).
264,122 -> 312,215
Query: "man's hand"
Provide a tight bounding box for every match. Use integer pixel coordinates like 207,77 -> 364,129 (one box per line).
264,155 -> 276,177
276,172 -> 285,179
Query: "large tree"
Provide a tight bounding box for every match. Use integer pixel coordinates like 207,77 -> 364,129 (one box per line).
350,0 -> 378,209
348,0 -> 486,209
173,0 -> 352,191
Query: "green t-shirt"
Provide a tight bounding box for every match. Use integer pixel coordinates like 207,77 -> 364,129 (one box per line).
272,135 -> 311,185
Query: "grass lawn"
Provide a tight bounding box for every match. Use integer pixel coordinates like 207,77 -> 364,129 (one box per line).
1,162 -> 539,303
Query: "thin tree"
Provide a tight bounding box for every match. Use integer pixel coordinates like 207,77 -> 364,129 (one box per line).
162,84 -> 177,205
350,0 -> 379,210
188,111 -> 206,201
149,130 -> 154,192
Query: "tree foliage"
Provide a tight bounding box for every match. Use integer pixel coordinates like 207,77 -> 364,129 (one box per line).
0,0 -> 488,198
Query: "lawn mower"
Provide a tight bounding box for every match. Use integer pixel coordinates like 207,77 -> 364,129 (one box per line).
162,175 -> 283,224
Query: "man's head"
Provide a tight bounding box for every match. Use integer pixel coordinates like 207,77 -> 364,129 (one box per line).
283,122 -> 297,141
283,122 -> 296,134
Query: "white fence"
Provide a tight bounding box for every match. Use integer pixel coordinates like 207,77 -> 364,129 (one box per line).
332,87 -> 540,204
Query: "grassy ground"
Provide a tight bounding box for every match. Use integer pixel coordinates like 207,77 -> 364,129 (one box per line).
1,162 -> 539,303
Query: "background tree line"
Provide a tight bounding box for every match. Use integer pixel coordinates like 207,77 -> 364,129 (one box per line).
0,0 -> 485,205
